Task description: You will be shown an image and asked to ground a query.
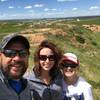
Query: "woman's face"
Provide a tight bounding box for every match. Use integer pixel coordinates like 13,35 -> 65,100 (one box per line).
62,62 -> 79,78
39,47 -> 55,72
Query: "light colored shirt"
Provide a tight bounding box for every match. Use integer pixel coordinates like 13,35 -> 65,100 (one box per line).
62,77 -> 93,100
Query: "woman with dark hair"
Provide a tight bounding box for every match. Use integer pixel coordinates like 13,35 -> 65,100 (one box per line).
26,40 -> 63,100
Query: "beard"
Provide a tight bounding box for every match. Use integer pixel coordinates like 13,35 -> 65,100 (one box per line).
1,61 -> 28,80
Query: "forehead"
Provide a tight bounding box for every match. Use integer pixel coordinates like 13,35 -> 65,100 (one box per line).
5,41 -> 25,50
40,47 -> 54,55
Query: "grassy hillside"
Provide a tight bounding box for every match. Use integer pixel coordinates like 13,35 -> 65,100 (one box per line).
0,17 -> 100,100
45,28 -> 100,100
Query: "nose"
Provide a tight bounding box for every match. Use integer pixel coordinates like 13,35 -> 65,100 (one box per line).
45,58 -> 50,62
67,66 -> 72,69
12,54 -> 21,61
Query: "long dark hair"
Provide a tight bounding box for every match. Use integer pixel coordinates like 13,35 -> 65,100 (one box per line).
33,40 -> 62,80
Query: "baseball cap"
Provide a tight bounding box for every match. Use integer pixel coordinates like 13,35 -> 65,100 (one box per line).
0,33 -> 30,50
62,53 -> 79,65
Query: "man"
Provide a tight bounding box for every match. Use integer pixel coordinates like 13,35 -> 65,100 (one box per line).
0,33 -> 41,100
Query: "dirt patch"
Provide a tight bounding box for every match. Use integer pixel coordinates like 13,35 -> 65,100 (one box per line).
48,29 -> 67,36
34,28 -> 51,32
83,25 -> 100,32
22,33 -> 46,45
21,28 -> 67,45
29,33 -> 46,44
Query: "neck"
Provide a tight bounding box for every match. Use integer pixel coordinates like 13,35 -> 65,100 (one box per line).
64,75 -> 79,85
40,71 -> 51,85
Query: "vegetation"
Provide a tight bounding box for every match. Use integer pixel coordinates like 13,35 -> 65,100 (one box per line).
0,16 -> 100,100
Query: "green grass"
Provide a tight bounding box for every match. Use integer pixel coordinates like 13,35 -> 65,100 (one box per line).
59,17 -> 100,25
0,21 -> 30,33
45,27 -> 100,100
0,17 -> 100,100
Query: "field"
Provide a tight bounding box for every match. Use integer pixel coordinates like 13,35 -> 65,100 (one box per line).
0,16 -> 100,100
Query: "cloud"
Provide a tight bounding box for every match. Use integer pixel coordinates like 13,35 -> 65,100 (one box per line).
34,4 -> 44,8
0,14 -> 6,18
44,8 -> 49,11
44,8 -> 57,11
72,8 -> 78,11
24,6 -> 32,9
89,6 -> 99,10
0,0 -> 7,2
46,12 -> 64,15
42,11 -> 65,18
57,0 -> 78,2
8,6 -> 14,9
0,13 -> 36,20
28,10 -> 34,13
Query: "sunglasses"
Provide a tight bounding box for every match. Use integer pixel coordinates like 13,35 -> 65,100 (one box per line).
2,49 -> 29,58
61,62 -> 78,68
39,55 -> 55,61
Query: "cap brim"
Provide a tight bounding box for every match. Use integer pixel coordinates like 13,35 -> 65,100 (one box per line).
62,58 -> 79,65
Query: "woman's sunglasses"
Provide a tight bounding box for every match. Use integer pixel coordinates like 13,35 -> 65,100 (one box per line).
61,62 -> 78,68
39,55 -> 55,61
2,49 -> 29,58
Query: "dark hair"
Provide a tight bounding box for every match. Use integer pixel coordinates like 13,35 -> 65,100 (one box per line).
33,40 -> 62,79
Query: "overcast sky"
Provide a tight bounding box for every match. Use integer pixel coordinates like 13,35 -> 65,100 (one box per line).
0,0 -> 100,20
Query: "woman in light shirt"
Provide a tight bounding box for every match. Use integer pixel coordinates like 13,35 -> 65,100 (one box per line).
59,53 -> 93,100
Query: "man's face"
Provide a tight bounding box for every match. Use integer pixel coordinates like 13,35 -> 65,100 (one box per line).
0,41 -> 29,80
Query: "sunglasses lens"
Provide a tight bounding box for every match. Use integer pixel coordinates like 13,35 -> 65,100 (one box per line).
48,55 -> 55,61
19,50 -> 28,57
3,50 -> 16,57
62,62 -> 77,68
39,55 -> 55,61
3,49 -> 28,58
39,55 -> 47,61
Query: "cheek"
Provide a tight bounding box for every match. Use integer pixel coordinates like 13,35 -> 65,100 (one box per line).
51,61 -> 55,66
22,57 -> 29,63
39,60 -> 45,66
2,57 -> 11,68
24,58 -> 28,64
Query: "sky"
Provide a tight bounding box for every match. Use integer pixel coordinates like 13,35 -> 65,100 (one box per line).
0,0 -> 100,20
